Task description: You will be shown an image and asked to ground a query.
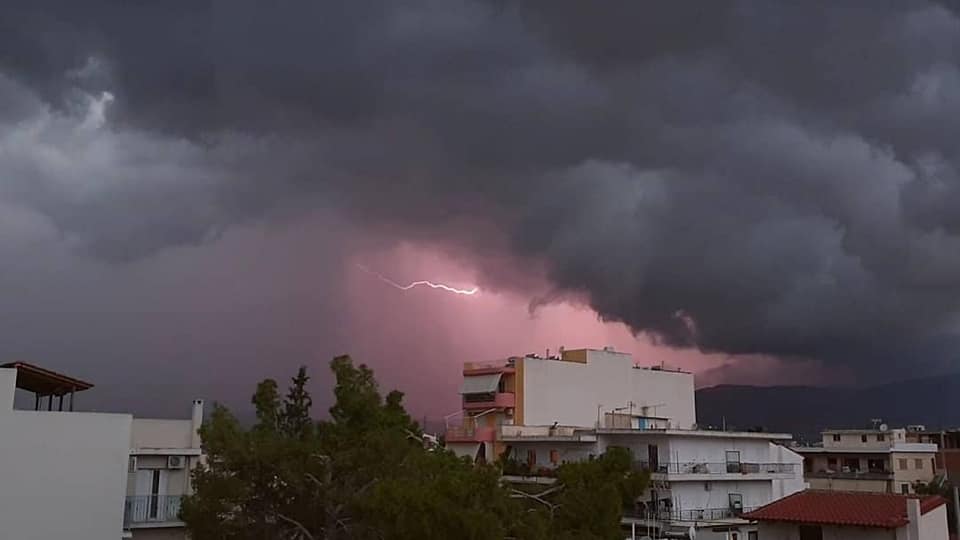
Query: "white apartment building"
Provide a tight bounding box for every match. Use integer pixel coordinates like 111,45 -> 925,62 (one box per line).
445,348 -> 806,540
0,362 -> 202,540
125,399 -> 204,540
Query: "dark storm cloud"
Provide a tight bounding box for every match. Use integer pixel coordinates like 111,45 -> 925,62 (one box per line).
5,0 -> 960,373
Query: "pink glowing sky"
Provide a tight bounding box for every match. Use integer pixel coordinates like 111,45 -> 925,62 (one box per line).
340,242 -> 841,420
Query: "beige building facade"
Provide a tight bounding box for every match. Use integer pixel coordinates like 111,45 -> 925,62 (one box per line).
798,428 -> 938,495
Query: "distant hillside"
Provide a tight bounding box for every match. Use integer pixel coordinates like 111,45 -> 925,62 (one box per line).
694,373 -> 960,442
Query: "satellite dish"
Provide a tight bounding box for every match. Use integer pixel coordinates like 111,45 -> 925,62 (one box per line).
879,423 -> 889,431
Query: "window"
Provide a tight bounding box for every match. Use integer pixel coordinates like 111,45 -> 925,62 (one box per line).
832,434 -> 841,441
915,458 -> 924,470
901,483 -> 910,494
861,434 -> 868,443
827,457 -> 838,469
526,449 -> 536,466
729,493 -> 744,515
550,449 -> 559,465
748,532 -> 759,540
899,458 -> 908,470
867,458 -> 886,472
731,534 -> 739,540
877,434 -> 885,441
726,450 -> 742,473
799,525 -> 823,540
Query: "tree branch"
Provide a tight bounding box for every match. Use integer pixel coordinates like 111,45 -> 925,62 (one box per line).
275,512 -> 316,540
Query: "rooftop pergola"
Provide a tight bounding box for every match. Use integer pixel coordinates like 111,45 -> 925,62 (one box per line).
1,361 -> 94,411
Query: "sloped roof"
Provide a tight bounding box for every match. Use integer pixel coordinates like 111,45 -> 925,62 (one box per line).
743,490 -> 946,529
1,361 -> 94,395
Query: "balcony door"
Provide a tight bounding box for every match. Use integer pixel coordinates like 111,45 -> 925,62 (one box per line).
135,469 -> 169,520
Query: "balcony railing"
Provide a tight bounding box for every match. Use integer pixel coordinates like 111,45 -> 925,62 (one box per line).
624,506 -> 759,522
806,470 -> 893,480
124,495 -> 183,526
633,461 -> 797,475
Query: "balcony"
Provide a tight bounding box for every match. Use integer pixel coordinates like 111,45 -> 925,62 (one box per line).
805,469 -> 893,481
445,425 -> 496,443
462,392 -> 515,411
624,507 -> 759,522
633,461 -> 798,479
124,495 -> 183,527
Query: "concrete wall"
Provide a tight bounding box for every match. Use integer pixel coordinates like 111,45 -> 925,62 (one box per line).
131,527 -> 188,540
807,476 -> 890,493
891,451 -> 937,493
520,349 -> 695,429
757,522 -> 899,540
131,419 -> 193,450
918,504 -> 949,540
671,481 -> 773,512
0,367 -> 132,540
824,430 -> 906,449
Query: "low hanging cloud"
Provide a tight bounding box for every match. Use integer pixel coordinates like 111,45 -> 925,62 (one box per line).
3,0 -> 960,376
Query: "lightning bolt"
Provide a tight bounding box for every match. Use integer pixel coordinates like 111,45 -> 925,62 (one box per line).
356,264 -> 479,296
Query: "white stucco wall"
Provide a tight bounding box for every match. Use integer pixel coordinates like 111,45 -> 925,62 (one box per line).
918,504 -> 949,540
0,387 -> 132,540
521,350 -> 695,429
757,522 -> 900,540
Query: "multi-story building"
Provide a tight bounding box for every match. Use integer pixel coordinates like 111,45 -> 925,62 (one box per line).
125,399 -> 204,539
0,362 -> 202,540
796,427 -> 938,494
906,427 -> 960,480
445,347 -> 806,540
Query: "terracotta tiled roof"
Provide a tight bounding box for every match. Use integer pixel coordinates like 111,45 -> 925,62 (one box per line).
743,490 -> 946,529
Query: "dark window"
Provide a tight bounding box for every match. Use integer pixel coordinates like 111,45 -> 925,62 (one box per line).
526,449 -> 536,466
877,434 -> 885,441
867,458 -> 885,473
861,434 -> 868,443
842,458 -> 860,471
827,458 -> 837,468
832,434 -> 841,442
726,450 -> 742,473
748,532 -> 758,540
799,525 -> 823,540
901,483 -> 910,494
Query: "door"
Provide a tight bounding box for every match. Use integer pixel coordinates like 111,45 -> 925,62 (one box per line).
135,469 -> 168,521
648,444 -> 659,471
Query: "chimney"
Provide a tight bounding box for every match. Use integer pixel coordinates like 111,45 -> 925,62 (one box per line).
191,399 -> 204,449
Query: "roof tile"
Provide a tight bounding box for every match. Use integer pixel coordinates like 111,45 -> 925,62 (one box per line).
743,490 -> 946,529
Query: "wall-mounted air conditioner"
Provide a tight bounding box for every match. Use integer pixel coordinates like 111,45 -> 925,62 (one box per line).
167,455 -> 186,469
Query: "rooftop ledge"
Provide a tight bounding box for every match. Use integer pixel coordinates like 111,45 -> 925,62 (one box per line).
597,428 -> 793,440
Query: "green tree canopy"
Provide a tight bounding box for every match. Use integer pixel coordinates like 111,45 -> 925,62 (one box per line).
181,356 -> 647,540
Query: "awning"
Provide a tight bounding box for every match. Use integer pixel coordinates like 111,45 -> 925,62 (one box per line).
460,373 -> 502,394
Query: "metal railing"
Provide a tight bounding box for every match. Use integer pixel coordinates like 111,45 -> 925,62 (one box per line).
633,461 -> 797,475
124,495 -> 183,526
624,506 -> 759,522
